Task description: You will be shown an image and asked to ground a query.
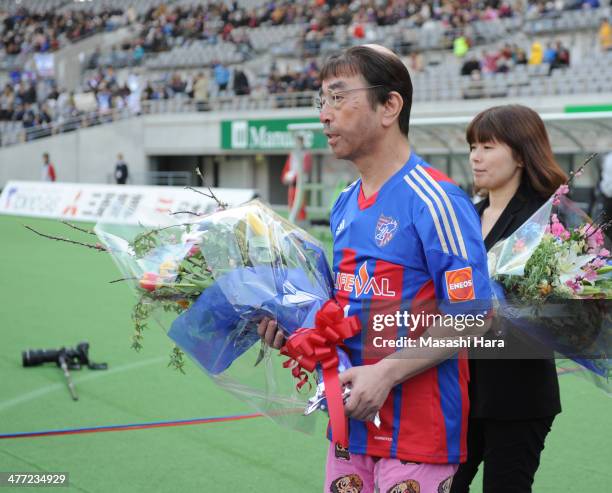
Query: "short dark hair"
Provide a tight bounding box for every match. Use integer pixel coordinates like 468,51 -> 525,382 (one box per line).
320,46 -> 413,135
466,105 -> 567,197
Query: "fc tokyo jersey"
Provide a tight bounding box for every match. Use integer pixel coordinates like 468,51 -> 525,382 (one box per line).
329,152 -> 491,464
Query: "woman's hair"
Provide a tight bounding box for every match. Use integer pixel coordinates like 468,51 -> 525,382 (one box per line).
466,104 -> 567,197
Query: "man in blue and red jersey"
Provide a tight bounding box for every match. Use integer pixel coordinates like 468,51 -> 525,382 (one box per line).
259,44 -> 492,493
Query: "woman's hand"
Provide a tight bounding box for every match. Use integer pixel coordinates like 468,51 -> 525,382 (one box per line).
257,317 -> 285,349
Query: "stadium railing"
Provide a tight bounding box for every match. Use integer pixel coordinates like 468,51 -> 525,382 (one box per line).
0,91 -> 318,147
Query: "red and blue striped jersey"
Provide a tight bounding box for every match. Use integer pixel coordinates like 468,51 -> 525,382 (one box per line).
329,152 -> 491,464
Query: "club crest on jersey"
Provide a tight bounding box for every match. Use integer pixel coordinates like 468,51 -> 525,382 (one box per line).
375,214 -> 398,247
445,266 -> 475,302
335,262 -> 396,298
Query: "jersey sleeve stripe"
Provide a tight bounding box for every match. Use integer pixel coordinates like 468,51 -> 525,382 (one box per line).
403,174 -> 450,255
409,168 -> 460,257
415,165 -> 469,260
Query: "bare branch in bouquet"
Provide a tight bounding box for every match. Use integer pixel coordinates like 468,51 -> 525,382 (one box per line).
109,277 -> 139,284
61,221 -> 96,236
567,153 -> 598,186
169,210 -> 204,216
131,222 -> 200,257
24,225 -> 107,252
185,185 -> 228,210
185,168 -> 228,210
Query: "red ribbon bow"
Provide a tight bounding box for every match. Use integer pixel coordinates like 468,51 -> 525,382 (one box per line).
280,300 -> 360,447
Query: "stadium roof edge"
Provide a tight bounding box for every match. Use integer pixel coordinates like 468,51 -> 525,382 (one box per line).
288,112 -> 612,153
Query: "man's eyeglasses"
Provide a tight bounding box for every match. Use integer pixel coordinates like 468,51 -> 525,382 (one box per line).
314,85 -> 383,111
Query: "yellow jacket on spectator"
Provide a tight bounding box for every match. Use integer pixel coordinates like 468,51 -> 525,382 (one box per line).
599,20 -> 612,51
529,41 -> 543,65
453,36 -> 469,58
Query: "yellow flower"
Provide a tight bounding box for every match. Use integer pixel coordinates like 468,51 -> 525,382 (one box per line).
246,212 -> 268,236
538,281 -> 552,296
159,259 -> 178,278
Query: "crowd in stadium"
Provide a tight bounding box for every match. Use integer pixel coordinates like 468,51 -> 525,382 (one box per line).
0,0 -> 610,144
0,6 -> 131,57
459,38 -> 570,77
1,0 -> 604,59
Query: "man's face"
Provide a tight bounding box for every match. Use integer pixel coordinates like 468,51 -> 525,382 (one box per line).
318,73 -> 382,162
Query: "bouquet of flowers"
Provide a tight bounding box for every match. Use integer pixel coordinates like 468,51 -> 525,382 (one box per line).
94,198 -> 356,434
487,159 -> 611,392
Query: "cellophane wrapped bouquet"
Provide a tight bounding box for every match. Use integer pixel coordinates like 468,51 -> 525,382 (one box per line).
95,199 -> 339,430
487,172 -> 611,393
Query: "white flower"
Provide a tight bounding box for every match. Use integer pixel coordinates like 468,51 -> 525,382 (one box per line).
487,251 -> 498,276
181,231 -> 205,245
556,245 -> 595,285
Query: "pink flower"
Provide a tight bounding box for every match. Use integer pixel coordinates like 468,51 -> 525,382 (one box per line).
599,248 -> 610,258
574,169 -> 583,178
591,258 -> 606,269
187,244 -> 200,257
565,279 -> 581,293
552,197 -> 561,206
583,269 -> 598,282
586,228 -> 605,250
550,221 -> 569,240
556,184 -> 570,196
512,238 -> 526,253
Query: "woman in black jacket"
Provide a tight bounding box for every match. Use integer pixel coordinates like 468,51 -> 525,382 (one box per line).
451,105 -> 568,493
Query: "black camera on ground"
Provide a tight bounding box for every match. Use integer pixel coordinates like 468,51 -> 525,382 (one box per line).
22,342 -> 107,370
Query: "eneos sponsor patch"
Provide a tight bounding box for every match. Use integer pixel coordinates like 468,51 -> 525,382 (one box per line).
445,267 -> 475,302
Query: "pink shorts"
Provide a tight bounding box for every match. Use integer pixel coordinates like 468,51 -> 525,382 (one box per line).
325,442 -> 458,493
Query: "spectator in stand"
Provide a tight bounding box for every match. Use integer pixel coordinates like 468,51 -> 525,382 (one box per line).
41,152 -> 56,182
454,34 -> 470,58
96,85 -> 113,114
21,103 -> 36,129
529,41 -> 543,65
599,18 -> 612,52
192,72 -> 210,111
168,73 -> 186,96
481,51 -> 499,74
580,0 -> 600,8
133,43 -> 145,64
233,69 -> 250,96
543,42 -> 557,64
142,82 -> 155,101
515,47 -> 528,65
550,40 -> 570,72
461,56 -> 481,76
17,81 -> 37,105
213,61 -> 230,93
0,84 -> 15,121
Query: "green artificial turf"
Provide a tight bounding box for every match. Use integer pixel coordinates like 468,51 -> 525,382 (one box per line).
0,215 -> 609,492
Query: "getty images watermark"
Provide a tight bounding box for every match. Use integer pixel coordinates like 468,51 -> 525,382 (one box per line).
368,310 -> 501,350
